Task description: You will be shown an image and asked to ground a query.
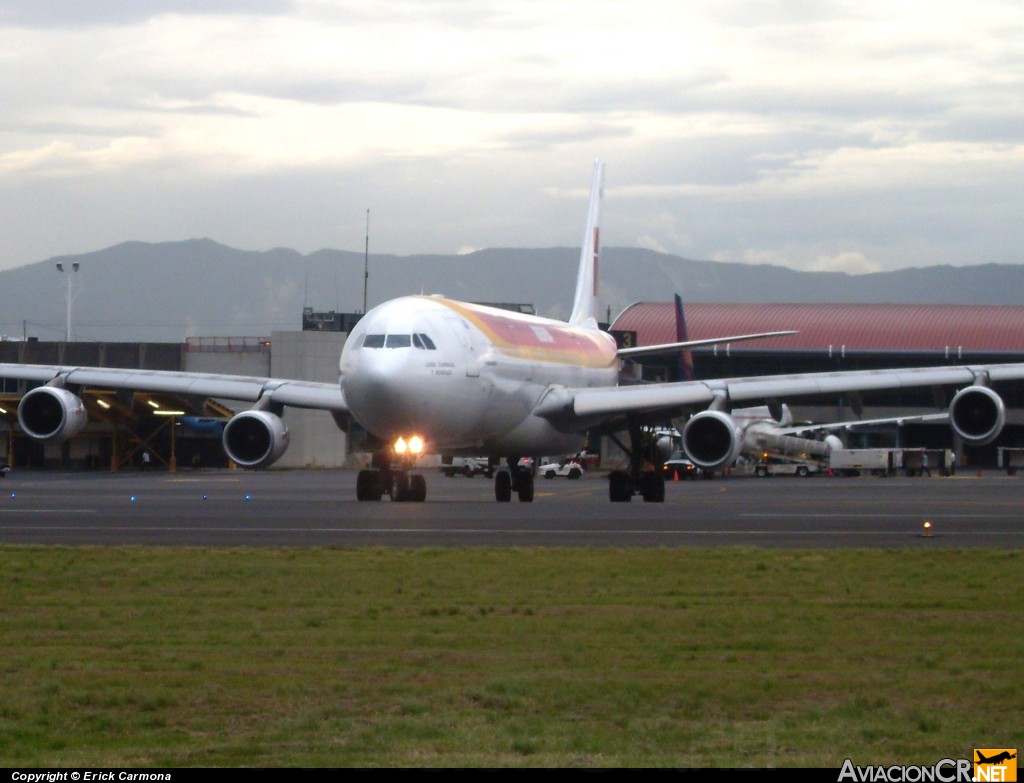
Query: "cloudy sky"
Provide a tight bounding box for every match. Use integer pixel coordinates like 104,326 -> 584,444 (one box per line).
1,0 -> 1022,275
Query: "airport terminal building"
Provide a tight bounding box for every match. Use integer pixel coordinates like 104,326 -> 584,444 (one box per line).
3,302 -> 1024,470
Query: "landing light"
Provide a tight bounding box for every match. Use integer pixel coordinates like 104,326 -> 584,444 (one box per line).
394,435 -> 426,455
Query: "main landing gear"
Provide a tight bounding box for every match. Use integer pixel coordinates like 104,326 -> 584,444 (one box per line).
356,450 -> 427,502
607,420 -> 665,503
494,457 -> 534,503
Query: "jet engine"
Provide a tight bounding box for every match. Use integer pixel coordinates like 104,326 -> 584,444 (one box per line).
682,410 -> 744,470
654,433 -> 675,462
17,386 -> 87,441
222,410 -> 290,469
949,385 -> 1005,446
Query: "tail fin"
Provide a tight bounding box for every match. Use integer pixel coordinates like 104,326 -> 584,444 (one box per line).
674,294 -> 696,381
569,159 -> 604,328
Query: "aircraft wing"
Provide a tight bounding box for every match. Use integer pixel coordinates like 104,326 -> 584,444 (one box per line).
616,330 -> 798,358
779,412 -> 950,436
540,363 -> 1024,428
0,364 -> 348,412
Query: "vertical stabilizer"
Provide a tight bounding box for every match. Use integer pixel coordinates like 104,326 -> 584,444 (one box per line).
674,294 -> 696,381
568,160 -> 604,328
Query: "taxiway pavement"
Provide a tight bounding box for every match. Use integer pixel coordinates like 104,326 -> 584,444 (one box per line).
0,468 -> 1021,548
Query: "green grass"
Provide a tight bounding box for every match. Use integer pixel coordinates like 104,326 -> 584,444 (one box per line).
1,547 -> 1021,767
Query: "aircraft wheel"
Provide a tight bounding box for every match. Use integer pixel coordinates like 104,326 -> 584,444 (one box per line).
517,472 -> 534,502
495,471 -> 512,502
609,471 -> 632,502
410,474 -> 427,502
389,471 -> 410,502
641,471 -> 665,503
356,469 -> 383,501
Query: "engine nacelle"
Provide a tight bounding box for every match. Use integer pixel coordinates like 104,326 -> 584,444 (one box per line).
17,386 -> 87,441
824,434 -> 844,452
222,410 -> 290,469
654,434 -> 675,463
682,410 -> 744,470
949,385 -> 1005,446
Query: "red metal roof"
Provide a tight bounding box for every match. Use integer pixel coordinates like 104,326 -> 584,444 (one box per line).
611,303 -> 1024,353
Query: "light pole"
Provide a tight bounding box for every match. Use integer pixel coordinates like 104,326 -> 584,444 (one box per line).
55,262 -> 80,341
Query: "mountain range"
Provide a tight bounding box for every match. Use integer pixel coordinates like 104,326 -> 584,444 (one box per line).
1,238 -> 1022,343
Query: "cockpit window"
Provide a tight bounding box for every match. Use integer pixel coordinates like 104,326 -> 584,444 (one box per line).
413,333 -> 437,350
361,333 -> 434,349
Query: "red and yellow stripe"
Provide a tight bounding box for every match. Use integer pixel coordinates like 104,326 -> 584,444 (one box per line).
429,298 -> 617,369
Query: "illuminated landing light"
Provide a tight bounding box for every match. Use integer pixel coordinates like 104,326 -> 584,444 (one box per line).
394,435 -> 426,456
130,495 -> 137,503
9,492 -> 15,499
245,494 -> 252,501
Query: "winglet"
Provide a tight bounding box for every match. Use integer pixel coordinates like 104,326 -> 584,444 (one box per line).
569,160 -> 604,328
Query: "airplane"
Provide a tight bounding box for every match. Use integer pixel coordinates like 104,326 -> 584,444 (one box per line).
976,751 -> 1016,765
656,403 -> 952,473
3,160 -> 1024,504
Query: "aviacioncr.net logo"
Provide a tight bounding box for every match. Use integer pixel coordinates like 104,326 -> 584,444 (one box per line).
974,749 -> 1017,782
838,758 -> 973,782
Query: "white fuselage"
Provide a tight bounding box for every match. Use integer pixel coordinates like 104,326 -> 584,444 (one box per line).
340,296 -> 620,457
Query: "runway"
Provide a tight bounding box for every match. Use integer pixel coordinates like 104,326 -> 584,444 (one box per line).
0,468 -> 1022,548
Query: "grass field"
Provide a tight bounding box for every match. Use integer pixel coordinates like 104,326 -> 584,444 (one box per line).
1,546 -> 1021,767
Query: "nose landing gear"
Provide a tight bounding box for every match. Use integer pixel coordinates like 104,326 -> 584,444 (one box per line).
355,442 -> 428,502
356,465 -> 428,502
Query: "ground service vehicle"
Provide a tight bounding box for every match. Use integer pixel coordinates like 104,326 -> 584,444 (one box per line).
539,460 -> 584,479
662,451 -> 701,480
439,456 -> 492,478
753,458 -> 820,477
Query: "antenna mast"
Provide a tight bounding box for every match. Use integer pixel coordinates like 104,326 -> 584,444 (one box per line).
362,209 -> 370,313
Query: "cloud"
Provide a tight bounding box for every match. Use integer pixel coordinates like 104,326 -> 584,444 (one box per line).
0,0 -> 1022,278
808,252 -> 882,275
0,1 -> 293,28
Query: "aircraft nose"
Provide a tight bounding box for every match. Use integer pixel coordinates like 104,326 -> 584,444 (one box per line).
343,350 -> 421,435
